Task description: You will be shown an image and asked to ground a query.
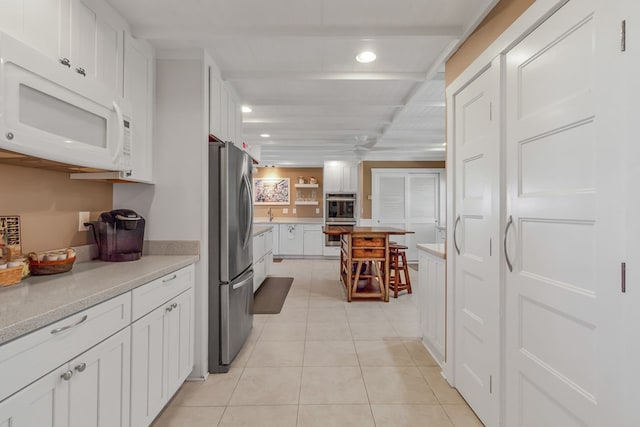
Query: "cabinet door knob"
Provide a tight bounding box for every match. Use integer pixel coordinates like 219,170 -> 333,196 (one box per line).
60,370 -> 73,381
166,305 -> 173,312
171,303 -> 178,309
59,57 -> 71,68
75,67 -> 86,76
74,362 -> 86,373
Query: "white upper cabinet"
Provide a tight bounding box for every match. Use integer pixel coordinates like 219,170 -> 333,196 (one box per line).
0,0 -> 67,62
209,71 -> 243,146
0,0 -> 125,96
123,33 -> 154,182
209,72 -> 223,139
323,161 -> 359,193
70,0 -> 124,95
227,87 -> 237,145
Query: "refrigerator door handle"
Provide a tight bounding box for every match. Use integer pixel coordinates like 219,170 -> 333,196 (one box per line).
241,173 -> 253,249
232,268 -> 254,290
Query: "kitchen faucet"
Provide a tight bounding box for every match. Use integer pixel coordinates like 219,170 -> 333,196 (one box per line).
268,208 -> 274,222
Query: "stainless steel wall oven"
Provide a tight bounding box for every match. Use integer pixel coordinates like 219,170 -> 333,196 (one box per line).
325,193 -> 356,246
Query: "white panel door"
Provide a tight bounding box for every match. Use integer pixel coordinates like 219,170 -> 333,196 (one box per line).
67,328 -> 131,427
0,0 -> 68,62
124,33 -> 154,182
165,288 -> 194,399
452,61 -> 500,426
372,170 -> 441,260
617,1 -> 640,425
131,305 -> 166,427
0,365 -> 68,427
504,1 -> 624,425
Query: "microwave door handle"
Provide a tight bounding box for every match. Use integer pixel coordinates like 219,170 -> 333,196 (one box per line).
112,101 -> 125,162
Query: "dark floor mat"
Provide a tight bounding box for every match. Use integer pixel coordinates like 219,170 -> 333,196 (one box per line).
253,277 -> 294,314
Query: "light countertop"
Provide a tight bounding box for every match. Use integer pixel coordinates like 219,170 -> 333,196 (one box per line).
254,217 -> 323,224
253,225 -> 274,236
416,243 -> 446,259
0,255 -> 198,346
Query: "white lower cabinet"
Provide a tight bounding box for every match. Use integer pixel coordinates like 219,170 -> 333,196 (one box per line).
130,265 -> 195,427
302,225 -> 323,256
417,249 -> 445,366
0,327 -> 131,427
253,228 -> 273,292
278,224 -> 303,255
0,263 -> 195,427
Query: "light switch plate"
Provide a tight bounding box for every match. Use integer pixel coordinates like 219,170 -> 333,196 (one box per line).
316,208 -> 320,214
292,208 -> 297,214
283,208 -> 288,214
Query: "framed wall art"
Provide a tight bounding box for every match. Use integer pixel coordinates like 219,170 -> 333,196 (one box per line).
253,177 -> 290,205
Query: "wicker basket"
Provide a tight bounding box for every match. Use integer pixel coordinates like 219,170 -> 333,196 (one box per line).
29,255 -> 76,276
0,246 -> 22,286
0,266 -> 22,286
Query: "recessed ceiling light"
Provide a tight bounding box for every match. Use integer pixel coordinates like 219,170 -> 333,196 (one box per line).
241,106 -> 252,113
356,51 -> 376,63
260,133 -> 270,138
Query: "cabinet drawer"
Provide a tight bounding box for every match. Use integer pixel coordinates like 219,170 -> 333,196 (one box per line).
352,248 -> 385,258
253,233 -> 265,261
132,264 -> 195,321
352,237 -> 385,247
0,292 -> 131,403
302,224 -> 322,231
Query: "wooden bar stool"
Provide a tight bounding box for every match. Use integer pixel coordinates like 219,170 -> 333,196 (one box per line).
388,244 -> 412,298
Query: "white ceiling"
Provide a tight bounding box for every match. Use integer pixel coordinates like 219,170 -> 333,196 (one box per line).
107,0 -> 498,166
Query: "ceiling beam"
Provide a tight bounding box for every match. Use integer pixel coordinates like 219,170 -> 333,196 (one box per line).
135,25 -> 463,40
225,71 -> 426,82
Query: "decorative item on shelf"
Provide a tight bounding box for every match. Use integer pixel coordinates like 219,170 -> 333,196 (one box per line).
297,176 -> 306,184
0,247 -> 23,286
309,176 -> 318,184
28,248 -> 76,276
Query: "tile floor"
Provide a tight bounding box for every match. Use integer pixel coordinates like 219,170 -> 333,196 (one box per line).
153,259 -> 483,427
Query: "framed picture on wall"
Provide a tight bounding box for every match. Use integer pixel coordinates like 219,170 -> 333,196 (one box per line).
253,177 -> 290,205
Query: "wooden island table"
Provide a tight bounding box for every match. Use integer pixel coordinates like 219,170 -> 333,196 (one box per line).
322,226 -> 414,302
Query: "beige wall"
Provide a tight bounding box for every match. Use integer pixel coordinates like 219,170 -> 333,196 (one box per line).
0,164 -> 113,254
360,161 -> 446,219
445,0 -> 536,86
253,167 -> 324,219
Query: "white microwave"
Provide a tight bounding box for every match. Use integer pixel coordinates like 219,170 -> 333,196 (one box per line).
0,33 -> 131,171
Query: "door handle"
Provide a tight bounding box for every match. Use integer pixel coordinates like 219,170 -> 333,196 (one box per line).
50,315 -> 88,335
504,215 -> 514,272
453,215 -> 461,255
112,101 -> 125,162
241,174 -> 253,248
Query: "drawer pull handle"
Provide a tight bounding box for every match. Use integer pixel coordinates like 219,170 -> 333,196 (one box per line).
163,274 -> 177,283
74,363 -> 86,373
50,315 -> 88,335
61,370 -> 73,381
166,305 -> 173,312
172,303 -> 178,309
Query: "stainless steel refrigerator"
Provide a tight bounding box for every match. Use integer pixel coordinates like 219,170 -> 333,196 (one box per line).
208,140 -> 254,373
